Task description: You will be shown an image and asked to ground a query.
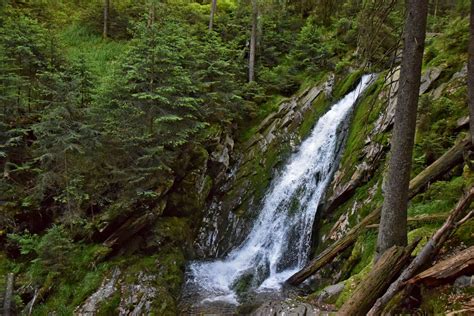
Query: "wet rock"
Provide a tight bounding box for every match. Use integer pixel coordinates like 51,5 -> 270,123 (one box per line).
251,300 -> 324,316
456,116 -> 470,130
165,146 -> 212,218
317,282 -> 345,303
454,275 -> 474,288
322,66 -> 442,219
210,134 -> 235,174
452,64 -> 468,81
118,272 -> 158,316
419,67 -> 443,94
103,212 -> 158,249
195,75 -> 336,258
75,268 -> 121,315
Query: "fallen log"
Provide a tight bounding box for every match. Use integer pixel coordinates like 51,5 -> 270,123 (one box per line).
408,138 -> 471,197
367,186 -> 474,316
286,208 -> 381,286
286,138 -> 472,286
23,274 -> 54,316
3,273 -> 14,316
408,245 -> 474,287
338,239 -> 420,316
366,213 -> 449,228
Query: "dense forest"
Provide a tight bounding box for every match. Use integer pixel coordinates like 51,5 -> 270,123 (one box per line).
0,0 -> 473,315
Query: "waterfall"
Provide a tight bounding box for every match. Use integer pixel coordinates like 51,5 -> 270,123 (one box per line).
184,74 -> 375,305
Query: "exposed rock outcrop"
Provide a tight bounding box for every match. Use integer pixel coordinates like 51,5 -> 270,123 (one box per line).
251,300 -> 324,316
194,75 -> 336,258
322,66 -> 446,224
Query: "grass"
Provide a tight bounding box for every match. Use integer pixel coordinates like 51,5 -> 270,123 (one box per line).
59,24 -> 127,80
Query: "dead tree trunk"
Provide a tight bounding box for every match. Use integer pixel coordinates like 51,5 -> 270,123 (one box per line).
209,0 -> 217,31
3,273 -> 14,316
468,0 -> 474,144
376,0 -> 429,259
367,186 -> 474,316
248,0 -> 257,82
409,245 -> 474,286
339,240 -> 420,316
285,139 -> 471,286
408,137 -> 471,196
286,209 -> 381,286
103,0 -> 110,39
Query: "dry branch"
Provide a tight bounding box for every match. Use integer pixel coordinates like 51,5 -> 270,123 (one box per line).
367,186 -> 474,316
408,245 -> 474,286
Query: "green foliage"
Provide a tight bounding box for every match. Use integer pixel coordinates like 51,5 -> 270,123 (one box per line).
1,0 -> 472,312
9,226 -> 76,284
409,177 -> 466,217
425,17 -> 469,68
290,19 -> 339,73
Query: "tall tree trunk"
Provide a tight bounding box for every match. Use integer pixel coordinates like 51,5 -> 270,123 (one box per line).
209,0 -> 217,31
103,0 -> 110,39
375,0 -> 428,260
147,2 -> 156,28
248,0 -> 257,82
468,0 -> 474,144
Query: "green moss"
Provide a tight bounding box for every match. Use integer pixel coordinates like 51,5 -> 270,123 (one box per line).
409,177 -> 467,217
97,291 -> 121,316
239,95 -> 287,143
231,273 -> 254,299
335,263 -> 373,308
350,231 -> 377,275
453,220 -> 474,246
425,17 -> 469,69
156,250 -> 186,295
418,285 -> 474,314
338,77 -> 386,183
297,93 -> 330,139
333,69 -> 364,99
408,226 -> 439,256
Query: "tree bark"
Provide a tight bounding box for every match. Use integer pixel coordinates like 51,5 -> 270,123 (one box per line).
209,0 -> 217,31
409,245 -> 474,287
103,0 -> 110,39
408,137 -> 471,196
286,208 -> 381,286
376,0 -> 428,259
3,273 -> 14,316
339,240 -> 419,316
368,186 -> 474,316
248,0 -> 257,82
468,0 -> 474,144
285,138 -> 471,286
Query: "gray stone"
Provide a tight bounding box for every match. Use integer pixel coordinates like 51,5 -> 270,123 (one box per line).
75,268 -> 121,315
454,275 -> 474,288
317,282 -> 345,303
419,67 -> 443,95
251,300 -> 324,316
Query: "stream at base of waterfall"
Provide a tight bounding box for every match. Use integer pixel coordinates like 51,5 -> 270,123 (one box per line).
181,75 -> 375,311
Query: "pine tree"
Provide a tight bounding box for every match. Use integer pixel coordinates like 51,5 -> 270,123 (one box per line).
376,0 -> 429,259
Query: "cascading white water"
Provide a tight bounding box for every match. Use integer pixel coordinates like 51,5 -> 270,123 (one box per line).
185,74 -> 374,305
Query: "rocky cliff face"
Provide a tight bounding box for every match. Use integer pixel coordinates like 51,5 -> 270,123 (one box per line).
194,75 -> 335,258
68,73 -> 342,314
308,62 -> 471,303
33,60 -> 468,314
